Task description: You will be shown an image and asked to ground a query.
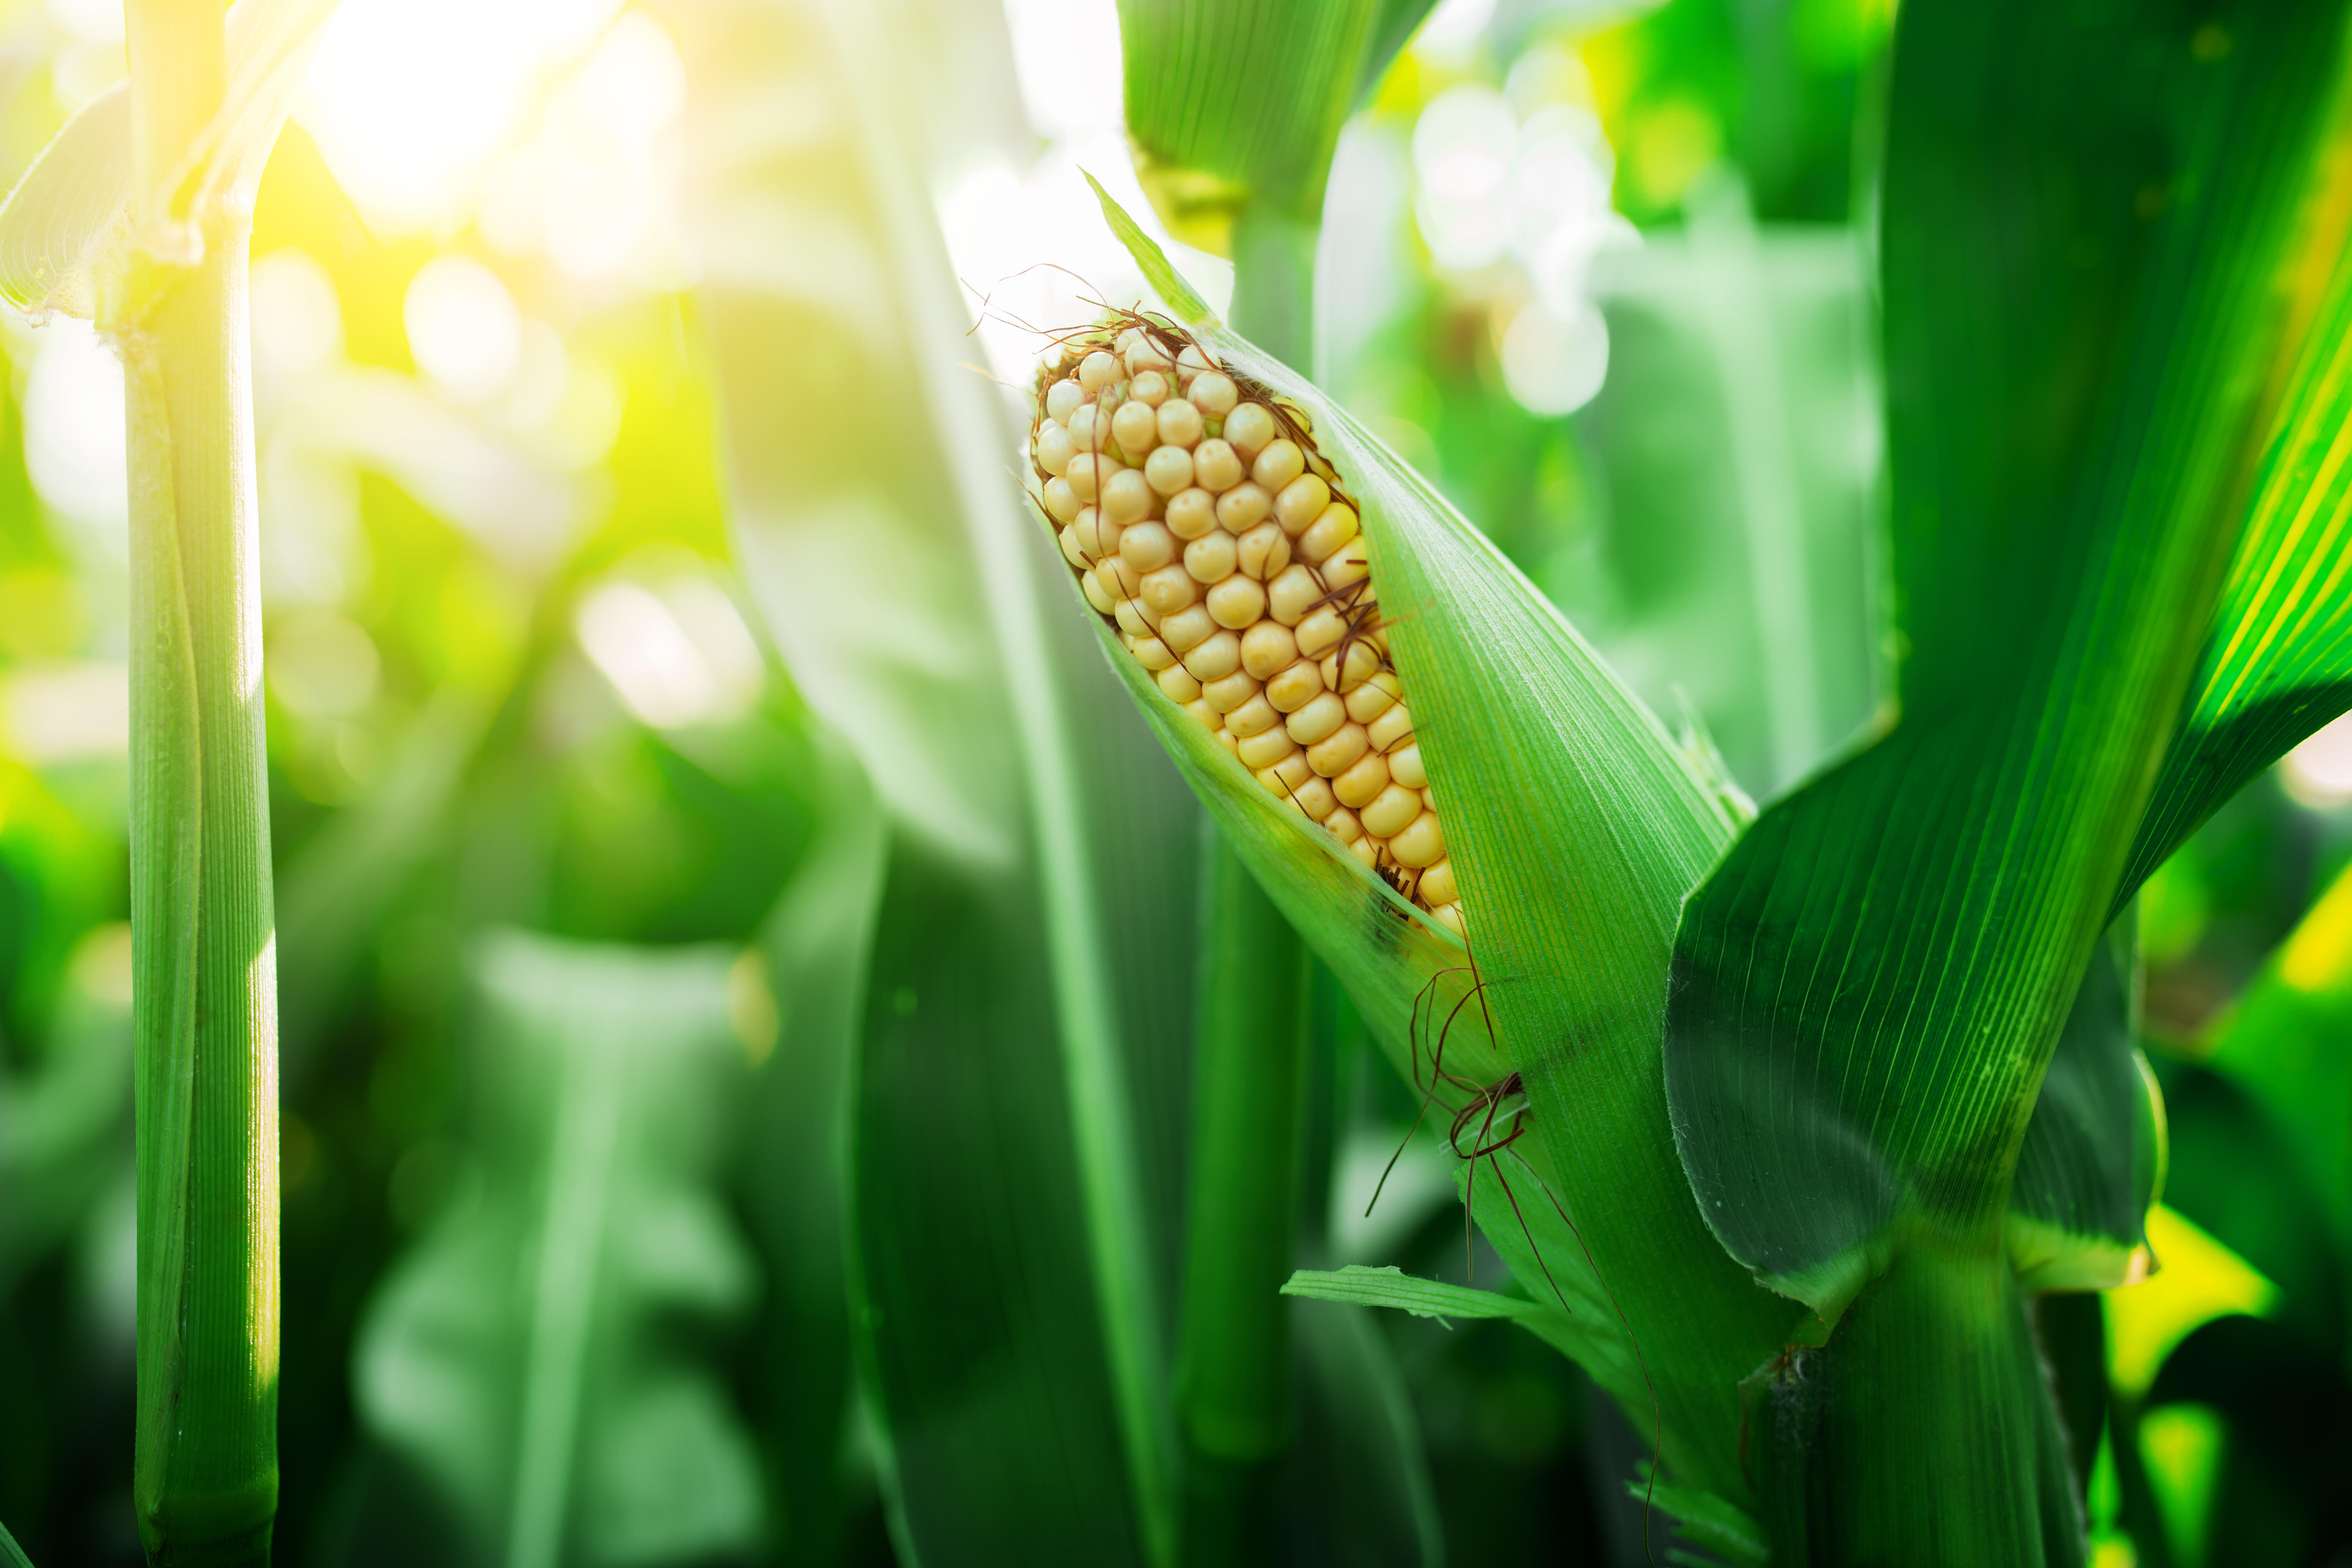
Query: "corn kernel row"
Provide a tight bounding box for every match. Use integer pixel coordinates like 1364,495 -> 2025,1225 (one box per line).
1028,317 -> 1464,936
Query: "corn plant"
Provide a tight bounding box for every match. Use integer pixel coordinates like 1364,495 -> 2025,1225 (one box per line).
1026,0 -> 2352,1560
0,0 -> 340,1559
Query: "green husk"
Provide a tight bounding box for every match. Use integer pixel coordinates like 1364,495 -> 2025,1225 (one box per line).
1082,177 -> 1799,1504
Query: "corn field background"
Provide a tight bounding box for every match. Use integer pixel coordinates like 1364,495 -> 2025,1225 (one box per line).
0,0 -> 2348,1563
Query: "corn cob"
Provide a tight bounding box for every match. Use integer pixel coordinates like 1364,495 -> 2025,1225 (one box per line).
1029,313 -> 1464,937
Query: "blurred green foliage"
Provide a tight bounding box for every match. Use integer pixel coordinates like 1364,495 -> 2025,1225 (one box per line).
0,0 -> 2342,1562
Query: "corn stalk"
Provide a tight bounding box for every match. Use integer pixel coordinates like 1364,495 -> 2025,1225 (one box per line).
0,1 -> 339,1558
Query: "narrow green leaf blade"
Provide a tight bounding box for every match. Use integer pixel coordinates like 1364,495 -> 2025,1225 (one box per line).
1282,1264 -> 1540,1321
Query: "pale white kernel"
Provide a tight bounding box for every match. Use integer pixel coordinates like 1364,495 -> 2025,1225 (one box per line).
1344,671 -> 1401,723
1267,566 -> 1322,626
1156,398 -> 1206,448
1286,691 -> 1347,746
1177,342 -> 1217,381
1120,521 -> 1177,574
1189,371 -> 1238,417
1145,444 -> 1196,496
1065,453 -> 1119,502
1141,564 -> 1200,616
1060,527 -> 1091,573
1237,726 -> 1298,770
1080,351 -> 1119,392
1297,504 -> 1360,561
1361,784 -> 1420,839
1322,539 -> 1371,589
1203,670 -> 1260,713
1215,483 -> 1271,534
1035,423 -> 1076,476
1273,474 -> 1330,533
1265,658 -> 1324,713
1043,477 -> 1080,523
1126,337 -> 1174,374
1098,556 -> 1142,597
1226,403 -> 1278,459
1101,469 -> 1154,527
1181,629 -> 1243,682
1072,506 -> 1111,560
1185,531 -> 1238,584
1159,604 -> 1216,653
1046,378 -> 1084,423
1083,571 -> 1116,615
1207,576 -> 1267,629
1130,369 -> 1172,407
1111,399 -> 1159,454
1391,810 -> 1446,869
1292,776 -> 1338,821
1192,439 -> 1244,493
1240,622 -> 1298,680
1066,403 -> 1108,451
1225,694 -> 1281,738
1252,439 -> 1305,492
1295,606 -> 1348,659
1235,521 -> 1290,581
1333,748 -> 1389,808
1308,721 -> 1369,778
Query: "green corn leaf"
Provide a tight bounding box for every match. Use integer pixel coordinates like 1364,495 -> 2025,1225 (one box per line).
2205,862 -> 2352,1251
1087,178 -> 1801,1501
2123,227 -> 2352,894
351,933 -> 764,1565
668,3 -> 1193,1560
2006,914 -> 2167,1292
1664,0 -> 2352,1322
1291,1303 -> 1444,1567
736,729 -> 882,1562
0,1517 -> 31,1568
1118,0 -> 1392,253
0,0 -> 340,322
1623,1478 -> 1769,1568
1281,1263 -> 1542,1321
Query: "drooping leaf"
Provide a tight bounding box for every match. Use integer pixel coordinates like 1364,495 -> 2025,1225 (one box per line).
1282,1263 -> 1542,1321
2007,913 -> 2166,1292
1090,177 -> 1800,1502
2122,207 -> 2352,894
1664,0 -> 2352,1323
352,932 -> 766,1566
1624,1478 -> 1769,1568
668,3 -> 1195,1560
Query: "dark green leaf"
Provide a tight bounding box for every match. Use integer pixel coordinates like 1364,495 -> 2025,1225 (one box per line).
1665,0 -> 2352,1321
2007,913 -> 2165,1290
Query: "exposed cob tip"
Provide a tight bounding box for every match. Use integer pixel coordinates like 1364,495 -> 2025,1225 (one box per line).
1028,311 -> 1464,938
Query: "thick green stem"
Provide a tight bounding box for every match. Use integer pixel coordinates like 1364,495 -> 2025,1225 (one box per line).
124,3 -> 279,1562
1173,836 -> 1311,1563
1755,1243 -> 2085,1565
1172,209 -> 1320,1563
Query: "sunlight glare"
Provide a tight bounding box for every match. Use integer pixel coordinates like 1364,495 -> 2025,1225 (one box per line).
2284,709 -> 2352,807
405,256 -> 525,404
299,0 -> 623,235
21,319 -> 127,548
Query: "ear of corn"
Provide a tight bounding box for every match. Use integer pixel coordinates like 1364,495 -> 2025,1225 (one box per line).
1073,178 -> 1799,1504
